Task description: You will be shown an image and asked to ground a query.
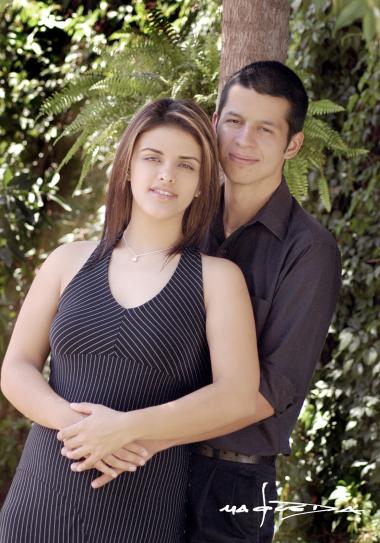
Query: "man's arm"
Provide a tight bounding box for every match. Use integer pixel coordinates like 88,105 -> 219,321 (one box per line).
257,241 -> 341,415
156,392 -> 274,448
207,239 -> 341,453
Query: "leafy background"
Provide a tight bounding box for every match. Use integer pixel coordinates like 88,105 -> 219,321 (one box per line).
0,1 -> 379,541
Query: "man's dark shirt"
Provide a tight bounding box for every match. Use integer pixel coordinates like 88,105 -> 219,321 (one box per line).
203,180 -> 341,456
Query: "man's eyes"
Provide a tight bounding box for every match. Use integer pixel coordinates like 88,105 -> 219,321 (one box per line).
225,120 -> 273,133
259,127 -> 273,134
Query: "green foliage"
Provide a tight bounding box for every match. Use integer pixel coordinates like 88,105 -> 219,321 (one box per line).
332,0 -> 380,45
41,9 -> 361,212
275,1 -> 380,541
40,13 -> 220,189
0,413 -> 30,503
285,99 -> 366,210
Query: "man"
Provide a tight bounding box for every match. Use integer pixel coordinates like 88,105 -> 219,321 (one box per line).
185,60 -> 341,542
65,61 -> 341,542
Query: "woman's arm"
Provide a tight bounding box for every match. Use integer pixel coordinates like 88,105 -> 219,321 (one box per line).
0,242 -> 97,430
58,256 -> 260,468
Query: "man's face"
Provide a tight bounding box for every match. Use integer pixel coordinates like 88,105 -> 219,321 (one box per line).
214,84 -> 303,189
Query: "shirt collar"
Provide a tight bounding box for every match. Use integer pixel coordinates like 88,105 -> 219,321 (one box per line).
247,179 -> 293,240
212,179 -> 294,242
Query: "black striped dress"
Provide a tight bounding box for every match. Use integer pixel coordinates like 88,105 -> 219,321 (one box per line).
0,242 -> 211,543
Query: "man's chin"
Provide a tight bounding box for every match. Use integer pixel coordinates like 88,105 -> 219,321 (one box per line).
225,176 -> 262,187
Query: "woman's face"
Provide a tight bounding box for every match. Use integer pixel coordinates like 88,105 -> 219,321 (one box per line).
129,125 -> 202,222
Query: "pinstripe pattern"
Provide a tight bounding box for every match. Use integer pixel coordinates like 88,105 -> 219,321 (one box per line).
0,242 -> 211,542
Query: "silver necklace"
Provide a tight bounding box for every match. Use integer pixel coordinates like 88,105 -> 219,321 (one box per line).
122,231 -> 171,263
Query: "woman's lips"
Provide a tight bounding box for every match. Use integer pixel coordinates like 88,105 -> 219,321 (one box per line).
149,187 -> 177,200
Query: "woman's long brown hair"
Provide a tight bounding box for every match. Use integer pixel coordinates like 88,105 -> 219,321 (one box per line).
101,98 -> 220,256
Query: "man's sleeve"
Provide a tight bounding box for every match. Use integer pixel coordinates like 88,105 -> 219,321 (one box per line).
259,240 -> 342,415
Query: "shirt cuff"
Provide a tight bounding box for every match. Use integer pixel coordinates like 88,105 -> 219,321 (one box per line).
259,364 -> 298,415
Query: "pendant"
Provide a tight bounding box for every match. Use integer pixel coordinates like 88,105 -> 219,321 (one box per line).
132,256 -> 138,262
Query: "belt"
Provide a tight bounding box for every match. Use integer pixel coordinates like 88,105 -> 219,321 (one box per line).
192,444 -> 276,466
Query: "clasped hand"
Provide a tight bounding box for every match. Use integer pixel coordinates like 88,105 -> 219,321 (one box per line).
57,403 -> 168,488
57,402 -> 134,471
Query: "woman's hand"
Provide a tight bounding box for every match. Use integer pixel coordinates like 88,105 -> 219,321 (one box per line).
57,402 -> 137,470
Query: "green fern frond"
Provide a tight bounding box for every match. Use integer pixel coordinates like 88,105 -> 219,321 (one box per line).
85,120 -> 128,162
285,157 -> 309,202
308,99 -> 345,116
90,74 -> 166,100
39,74 -> 102,117
296,137 -> 324,169
307,150 -> 326,171
318,175 -> 331,212
56,129 -> 91,172
193,91 -> 218,111
117,33 -> 182,65
75,114 -> 134,189
146,8 -> 180,45
287,97 -> 365,210
58,96 -> 117,139
338,146 -> 368,158
172,72 -> 195,98
304,117 -> 350,152
76,152 -> 94,191
194,37 -> 220,81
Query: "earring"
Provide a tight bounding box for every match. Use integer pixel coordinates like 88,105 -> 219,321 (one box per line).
195,191 -> 201,198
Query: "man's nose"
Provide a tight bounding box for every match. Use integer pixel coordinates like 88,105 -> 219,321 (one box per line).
236,125 -> 256,147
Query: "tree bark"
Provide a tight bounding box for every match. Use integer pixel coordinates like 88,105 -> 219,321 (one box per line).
219,0 -> 291,95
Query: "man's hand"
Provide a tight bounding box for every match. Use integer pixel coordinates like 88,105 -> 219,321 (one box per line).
62,441 -> 150,479
89,440 -> 173,489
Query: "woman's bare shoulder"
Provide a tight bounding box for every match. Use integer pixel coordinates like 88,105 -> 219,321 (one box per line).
201,253 -> 243,278
42,240 -> 100,292
200,253 -> 246,296
47,240 -> 99,267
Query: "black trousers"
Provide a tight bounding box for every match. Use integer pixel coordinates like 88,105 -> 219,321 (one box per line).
186,453 -> 277,543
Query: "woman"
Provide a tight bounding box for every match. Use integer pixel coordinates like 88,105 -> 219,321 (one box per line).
0,98 -> 259,543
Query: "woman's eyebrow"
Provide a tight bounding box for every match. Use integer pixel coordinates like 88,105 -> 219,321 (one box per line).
140,147 -> 163,154
178,155 -> 200,163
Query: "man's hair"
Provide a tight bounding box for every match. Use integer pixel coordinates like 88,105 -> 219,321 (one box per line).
217,61 -> 308,141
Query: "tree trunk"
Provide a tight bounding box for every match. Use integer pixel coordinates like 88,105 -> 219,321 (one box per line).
219,0 -> 291,94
